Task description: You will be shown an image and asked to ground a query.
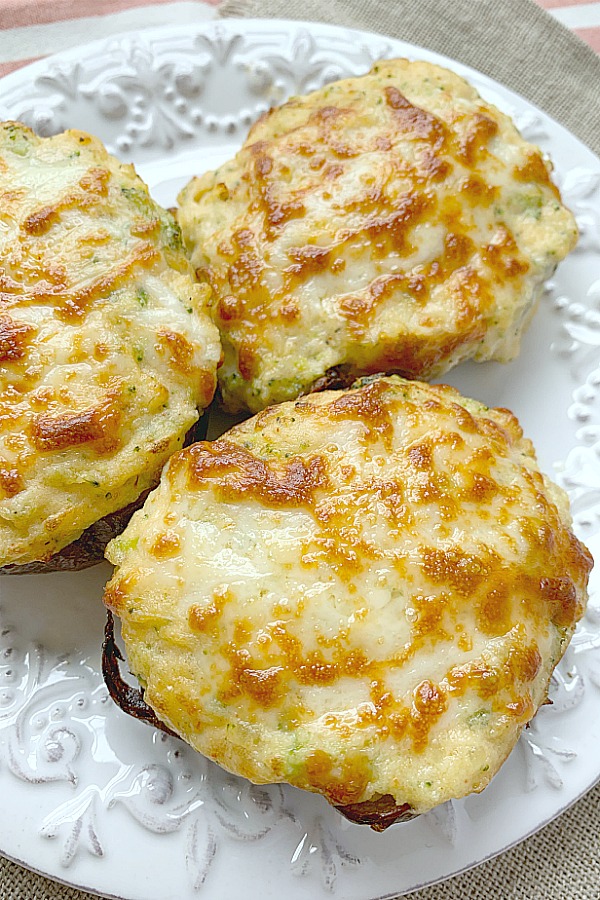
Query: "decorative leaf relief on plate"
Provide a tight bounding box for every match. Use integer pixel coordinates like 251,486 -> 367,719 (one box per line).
422,801 -> 458,845
41,791 -> 104,867
550,249 -> 600,540
552,278 -> 600,388
0,617 -> 31,717
519,655 -> 583,791
289,815 -> 361,892
521,722 -> 577,792
559,168 -> 600,254
239,28 -> 390,100
0,21 -> 599,899
0,26 -> 391,154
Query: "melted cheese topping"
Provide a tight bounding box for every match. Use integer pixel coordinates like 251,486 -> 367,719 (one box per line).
0,123 -> 221,565
104,377 -> 592,814
178,58 -> 577,413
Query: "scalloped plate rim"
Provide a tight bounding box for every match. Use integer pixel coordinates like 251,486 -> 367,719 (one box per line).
0,16 -> 599,900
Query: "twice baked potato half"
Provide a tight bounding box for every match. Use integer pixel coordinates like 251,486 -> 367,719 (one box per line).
178,58 -> 577,414
0,122 -> 221,570
103,376 -> 592,828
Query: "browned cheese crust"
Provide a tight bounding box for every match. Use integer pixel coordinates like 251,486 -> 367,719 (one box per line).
103,377 -> 592,823
0,123 -> 221,567
178,58 -> 577,413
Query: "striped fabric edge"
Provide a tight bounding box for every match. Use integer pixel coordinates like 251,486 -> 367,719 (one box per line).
537,0 -> 600,48
0,0 -> 219,78
1,0 -> 217,29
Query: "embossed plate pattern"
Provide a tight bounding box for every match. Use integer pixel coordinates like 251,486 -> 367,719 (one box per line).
0,19 -> 599,900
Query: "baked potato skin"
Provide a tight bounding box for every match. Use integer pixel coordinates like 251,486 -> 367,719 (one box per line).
103,376 -> 592,821
0,122 -> 221,568
178,58 -> 577,414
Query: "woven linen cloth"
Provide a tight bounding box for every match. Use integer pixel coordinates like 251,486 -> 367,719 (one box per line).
221,0 -> 600,156
1,0 -> 600,897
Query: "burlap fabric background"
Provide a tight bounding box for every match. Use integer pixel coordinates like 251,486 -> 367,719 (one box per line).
221,0 -> 600,156
2,0 -> 600,896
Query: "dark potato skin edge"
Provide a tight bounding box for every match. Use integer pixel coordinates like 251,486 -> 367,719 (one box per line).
0,416 -> 209,575
102,610 -> 178,737
303,364 -> 357,395
335,796 -> 416,831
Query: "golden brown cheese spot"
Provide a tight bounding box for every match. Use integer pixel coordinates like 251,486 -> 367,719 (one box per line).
371,478 -> 413,528
216,294 -> 244,323
297,655 -> 339,686
229,250 -> 265,292
284,245 -> 332,283
407,442 -> 433,470
455,113 -> 499,165
411,679 -> 448,752
224,642 -> 285,708
0,315 -> 36,362
0,465 -> 23,497
131,216 -> 161,237
481,227 -> 530,281
157,330 -> 195,376
188,585 -> 232,634
23,167 -> 110,236
0,240 -> 160,322
419,148 -> 453,182
476,584 -> 513,636
446,659 -> 501,701
195,368 -> 218,409
31,390 -> 122,455
362,191 -> 433,257
182,440 -> 328,507
23,204 -> 60,236
384,86 -> 447,150
458,174 -> 498,206
327,379 -> 393,445
251,147 -> 306,235
420,546 -> 494,596
260,620 -> 368,686
238,340 -> 257,381
339,270 -> 432,335
460,470 -> 500,503
539,576 -> 580,627
452,266 -> 494,323
411,593 -> 452,645
514,151 -> 560,200
254,150 -> 273,178
189,605 -> 219,634
507,644 -> 542,683
279,297 -> 300,322
311,105 -> 350,125
237,665 -> 285,707
55,242 -> 161,321
303,748 -> 372,805
78,165 -> 110,195
504,696 -> 535,721
150,530 -> 181,559
103,572 -> 139,616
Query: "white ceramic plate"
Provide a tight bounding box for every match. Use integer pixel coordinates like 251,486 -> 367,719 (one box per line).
1,19 -> 600,900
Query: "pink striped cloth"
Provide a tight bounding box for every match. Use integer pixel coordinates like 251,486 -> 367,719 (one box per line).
0,0 -> 220,77
539,0 -> 600,50
0,0 -> 598,80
